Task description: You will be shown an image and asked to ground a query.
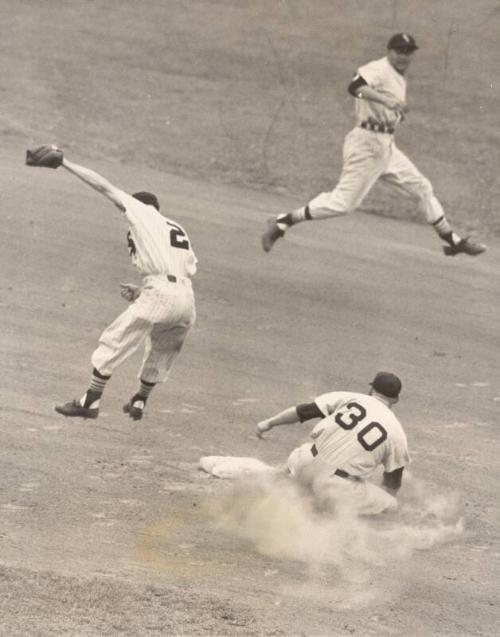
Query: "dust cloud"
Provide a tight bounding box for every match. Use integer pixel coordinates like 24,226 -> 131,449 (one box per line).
211,470 -> 464,573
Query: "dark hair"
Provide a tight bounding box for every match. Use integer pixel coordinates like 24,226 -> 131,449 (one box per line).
132,191 -> 160,211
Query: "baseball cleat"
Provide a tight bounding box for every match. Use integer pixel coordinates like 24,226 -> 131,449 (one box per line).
54,400 -> 99,419
443,238 -> 487,257
123,396 -> 145,421
262,217 -> 285,252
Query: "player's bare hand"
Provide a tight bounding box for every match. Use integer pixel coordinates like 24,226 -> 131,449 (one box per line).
256,420 -> 273,439
120,283 -> 141,302
383,97 -> 407,115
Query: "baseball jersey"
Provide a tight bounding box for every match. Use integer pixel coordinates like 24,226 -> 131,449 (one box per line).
353,56 -> 407,128
310,391 -> 410,478
120,193 -> 197,279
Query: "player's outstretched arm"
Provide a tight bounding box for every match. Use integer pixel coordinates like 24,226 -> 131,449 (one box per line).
256,406 -> 300,438
62,158 -> 128,211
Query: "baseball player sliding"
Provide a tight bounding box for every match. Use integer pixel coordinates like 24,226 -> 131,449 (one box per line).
26,145 -> 197,421
262,33 -> 486,257
257,372 -> 410,515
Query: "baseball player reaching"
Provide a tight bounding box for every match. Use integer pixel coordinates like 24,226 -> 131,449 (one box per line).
256,372 -> 410,515
26,145 -> 197,421
262,33 -> 486,258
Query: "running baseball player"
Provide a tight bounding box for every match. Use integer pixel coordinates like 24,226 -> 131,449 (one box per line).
262,33 -> 486,258
26,144 -> 197,421
256,371 -> 409,515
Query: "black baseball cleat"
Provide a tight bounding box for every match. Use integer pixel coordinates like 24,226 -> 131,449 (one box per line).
55,400 -> 99,419
262,217 -> 285,252
443,238 -> 487,257
123,396 -> 146,421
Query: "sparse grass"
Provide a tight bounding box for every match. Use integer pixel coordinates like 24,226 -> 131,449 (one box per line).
3,0 -> 499,237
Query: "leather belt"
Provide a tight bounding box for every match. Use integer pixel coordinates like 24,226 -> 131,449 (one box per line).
310,444 -> 350,479
360,121 -> 394,134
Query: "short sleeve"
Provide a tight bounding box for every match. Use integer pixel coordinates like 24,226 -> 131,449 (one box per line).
356,60 -> 382,88
383,437 -> 411,473
314,391 -> 349,417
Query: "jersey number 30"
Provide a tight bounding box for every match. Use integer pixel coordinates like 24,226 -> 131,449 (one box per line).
334,402 -> 387,451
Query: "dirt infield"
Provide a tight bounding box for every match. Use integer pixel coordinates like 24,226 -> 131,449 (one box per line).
1,2 -> 499,635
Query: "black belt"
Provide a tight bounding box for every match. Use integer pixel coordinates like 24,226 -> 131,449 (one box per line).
360,121 -> 394,134
167,275 -> 177,282
310,444 -> 350,479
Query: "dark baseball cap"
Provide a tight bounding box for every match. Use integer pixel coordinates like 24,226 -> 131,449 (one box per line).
370,371 -> 402,399
387,33 -> 419,52
132,191 -> 160,210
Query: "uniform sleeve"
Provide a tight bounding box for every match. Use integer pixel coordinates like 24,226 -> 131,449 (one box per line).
383,436 -> 411,473
296,402 -> 324,422
120,193 -> 151,226
356,60 -> 381,88
186,250 -> 198,277
314,391 -> 348,416
348,74 -> 368,96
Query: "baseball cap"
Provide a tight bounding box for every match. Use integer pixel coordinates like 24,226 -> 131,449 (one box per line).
132,191 -> 160,211
387,33 -> 419,52
370,371 -> 402,399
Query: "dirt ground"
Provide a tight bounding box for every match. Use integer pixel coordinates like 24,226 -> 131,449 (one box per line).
1,1 -> 499,636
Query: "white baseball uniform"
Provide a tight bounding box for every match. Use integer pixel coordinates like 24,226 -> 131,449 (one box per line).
286,391 -> 410,515
91,193 -> 197,383
307,56 -> 446,225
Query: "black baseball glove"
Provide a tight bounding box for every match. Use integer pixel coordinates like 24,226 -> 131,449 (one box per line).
26,144 -> 64,169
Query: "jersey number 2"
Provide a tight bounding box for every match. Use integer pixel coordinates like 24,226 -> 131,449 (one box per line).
334,401 -> 387,451
167,221 -> 189,250
127,222 -> 190,256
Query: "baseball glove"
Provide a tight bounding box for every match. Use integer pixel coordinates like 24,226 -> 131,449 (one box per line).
26,144 -> 63,169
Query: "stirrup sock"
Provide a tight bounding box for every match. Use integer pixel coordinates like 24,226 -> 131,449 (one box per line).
137,379 -> 156,402
81,369 -> 111,408
432,216 -> 460,245
277,206 -> 310,230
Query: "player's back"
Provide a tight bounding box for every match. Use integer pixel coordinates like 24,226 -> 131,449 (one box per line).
313,392 -> 408,478
122,193 -> 197,279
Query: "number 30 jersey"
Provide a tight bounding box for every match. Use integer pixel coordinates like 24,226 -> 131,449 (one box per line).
310,391 -> 410,478
121,193 -> 197,279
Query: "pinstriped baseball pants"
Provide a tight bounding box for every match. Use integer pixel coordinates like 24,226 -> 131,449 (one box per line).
91,279 -> 195,383
286,442 -> 397,516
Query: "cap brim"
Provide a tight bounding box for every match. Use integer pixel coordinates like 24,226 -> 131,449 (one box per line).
392,45 -> 418,52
